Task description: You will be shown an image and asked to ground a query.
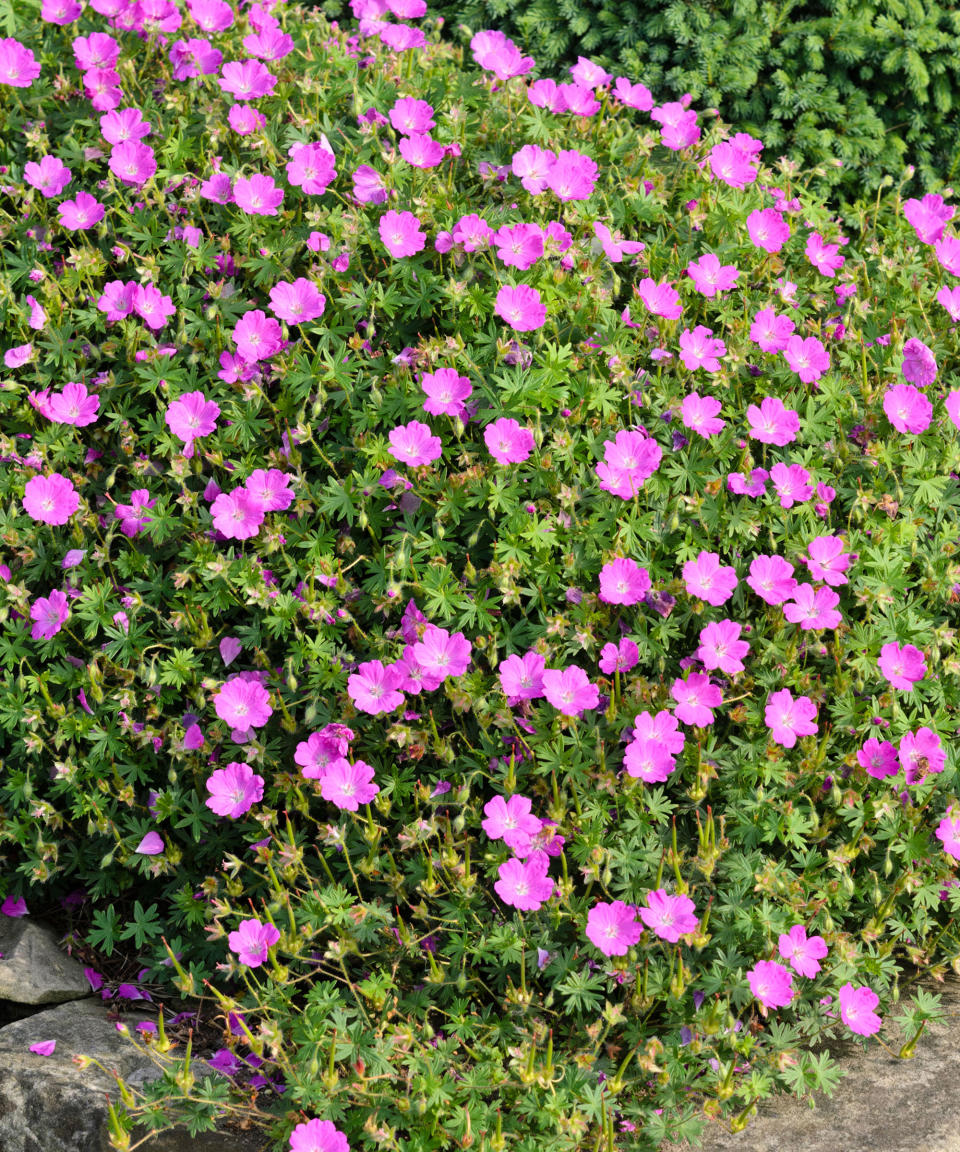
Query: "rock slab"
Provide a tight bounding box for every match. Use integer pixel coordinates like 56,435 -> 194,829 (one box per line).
0,920 -> 91,1005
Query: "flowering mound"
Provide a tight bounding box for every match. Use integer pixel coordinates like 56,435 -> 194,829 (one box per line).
1,2 -> 959,1150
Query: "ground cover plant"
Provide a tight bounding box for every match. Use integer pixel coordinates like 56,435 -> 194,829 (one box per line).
2,1 -> 960,1150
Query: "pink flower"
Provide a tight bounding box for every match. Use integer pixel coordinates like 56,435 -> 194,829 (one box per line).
598,557 -> 651,605
592,222 -> 644,262
165,390 -> 220,456
136,832 -> 164,859
877,641 -> 926,690
680,392 -> 725,438
347,660 -> 405,715
379,210 -> 426,258
268,279 -> 326,324
321,760 -> 380,810
671,673 -> 722,727
901,337 -> 937,386
495,853 -> 554,911
30,589 -> 70,640
24,155 -> 72,197
399,134 -> 445,169
678,325 -> 726,372
114,488 -> 156,537
494,284 -> 547,332
697,619 -> 749,676
633,709 -> 685,754
412,625 -> 472,680
218,58 -> 276,99
778,925 -> 828,978
747,396 -> 799,445
636,278 -> 683,319
230,106 -> 269,138
26,295 -> 46,330
883,383 -> 932,434
746,208 -> 790,253
545,149 -> 598,202
708,141 -> 757,188
750,308 -> 795,353
686,253 -> 739,297
542,666 -> 599,716
783,583 -> 842,630
936,808 -> 960,861
389,96 -> 435,134
28,1039 -> 57,1056
1,895 -> 28,916
286,142 -> 336,195
623,738 -> 676,784
45,381 -> 100,426
73,31 -> 120,71
599,639 -> 639,675
22,473 -> 80,525
639,889 -> 699,942
682,551 -> 737,606
485,418 -> 535,464
97,280 -> 136,320
569,55 -> 611,87
783,335 -> 830,384
294,725 -> 352,780
108,140 -> 157,186
652,104 -> 700,150
499,651 -> 546,702
586,901 -> 643,957
233,309 -> 283,363
471,30 -> 534,81
132,283 -> 175,330
899,726 -> 945,785
838,984 -> 882,1036
903,193 -> 953,244
288,1118 -> 350,1152
858,738 -> 899,779
764,688 -> 818,748
595,429 -> 662,498
948,391 -> 960,431
557,82 -> 600,116
527,78 -> 566,113
482,794 -> 542,856
747,960 -> 795,1008
214,676 -> 273,731
234,174 -> 284,215
5,344 -> 34,368
421,368 -> 471,418
228,918 -> 280,968
353,164 -> 388,204
453,213 -> 495,250
388,420 -> 442,467
495,223 -> 543,271
244,469 -> 294,512
211,488 -> 265,540
613,77 -> 653,110
0,37 -> 42,87
205,761 -> 264,818
770,462 -> 814,509
936,285 -> 960,323
805,232 -> 845,277
803,535 -> 853,586
57,191 -> 105,230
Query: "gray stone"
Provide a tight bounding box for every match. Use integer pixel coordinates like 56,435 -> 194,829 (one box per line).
667,971 -> 960,1152
0,920 -> 91,1005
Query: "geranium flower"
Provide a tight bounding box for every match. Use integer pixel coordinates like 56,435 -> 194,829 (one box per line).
24,155 -> 72,197
321,760 -> 379,811
353,164 -> 388,204
636,278 -> 683,319
782,583 -> 842,630
632,709 -> 685,754
135,832 -> 164,856
765,688 -> 818,748
108,140 -> 157,186
770,462 -> 814,509
778,925 -> 828,978
936,807 -> 960,860
613,77 -> 653,109
227,918 -> 280,968
211,488 -> 265,540
680,392 -> 725,438
114,488 -> 156,537
899,726 -> 946,784
295,727 -> 352,780
482,794 -> 542,856
877,641 -> 926,690
858,738 -> 899,779
936,285 -> 960,322
22,473 -> 80,526
494,222 -> 543,270
494,853 -> 554,911
244,469 -> 293,513
682,551 -> 737,606
73,31 -> 121,71
399,133 -> 445,168
30,589 -> 70,640
388,420 -> 442,467
903,193 -> 953,244
595,429 -> 662,498
598,639 -> 639,674
639,889 -> 698,942
652,103 -> 700,150
233,309 -> 283,362
0,37 -> 42,87
57,191 -> 105,230
746,208 -> 790,253
803,535 -> 853,586
132,283 -> 175,330
484,418 -> 535,463
288,1118 -> 350,1152
268,279 -> 326,324
883,383 -> 932,434
750,308 -> 795,353
901,337 -> 937,386
783,335 -> 830,383
542,666 -> 599,716
494,284 -> 547,332
379,209 -> 426,258
838,984 -> 882,1036
420,368 -> 472,418
805,232 -> 845,277
697,619 -> 749,676
678,325 -> 726,371
214,676 -> 273,731
498,651 -> 546,702
44,381 -> 100,426
545,149 -> 598,201
165,390 -> 220,457
234,174 -> 284,215
708,141 -> 757,188
389,96 -> 435,134
586,900 -> 643,957
747,959 -> 795,1008
747,396 -> 799,446
205,761 -> 264,818
217,58 -> 276,99
593,222 -> 644,262
598,557 -> 651,605
623,738 -> 676,783
686,253 -> 739,297
671,673 -> 722,727
286,142 -> 336,195
347,660 -> 405,715
412,625 -> 472,680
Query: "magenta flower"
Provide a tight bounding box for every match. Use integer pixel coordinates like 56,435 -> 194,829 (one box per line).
680,392 -> 725,438
686,253 -> 739,297
632,709 -> 685,755
545,149 -> 598,201
413,625 -> 472,680
322,760 -> 380,811
211,488 -> 265,540
904,193 -> 953,244
542,666 -> 599,716
494,284 -> 547,332
6,343 -> 34,367
421,368 -> 472,418
592,222 -> 644,262
682,551 -> 737,606
399,133 -> 445,169
613,77 -> 653,110
765,689 -> 818,748
783,335 -> 830,384
652,103 -> 700,150
229,104 -> 266,135
883,383 -> 932,434
233,309 -> 282,363
99,107 -> 151,145
0,38 -> 42,87
295,726 -> 352,780
244,469 -> 294,512
494,853 -> 554,911
770,462 -> 814,509
389,96 -> 435,135
218,58 -> 276,99
586,900 -> 643,957
286,142 -> 336,195
482,794 -> 542,856
747,396 -> 799,446
388,420 -> 442,467
24,155 -> 72,198
901,337 -> 937,386
353,164 -> 388,204
697,619 -> 749,676
165,390 -> 220,458
936,285 -> 960,322
495,223 -> 543,270
639,889 -> 699,943
636,278 -> 683,320
708,141 -> 757,188
498,651 -> 546,702
453,213 -> 495,250
598,557 -> 651,605
747,960 -> 795,1009
380,210 -> 426,258
803,535 -> 853,586
288,1118 -> 350,1152
73,32 -> 121,71
97,280 -> 136,321
268,279 -> 326,324
26,294 -> 46,330
472,30 -> 534,80
750,308 -> 795,354
30,589 -> 70,641
936,808 -> 960,860
114,489 -> 156,537
599,639 -> 639,675
623,738 -> 676,784
838,984 -> 882,1036
57,191 -> 105,230
877,642 -> 926,691
45,381 -> 100,426
214,676 -> 273,731
858,737 -> 899,779
678,325 -> 726,372
228,918 -> 280,968
22,473 -> 80,526
746,207 -> 790,253
899,726 -> 946,785
206,761 -> 264,818
132,283 -> 176,330
485,418 -> 535,464
595,429 -> 662,498
778,925 -> 828,978
1,895 -> 28,917
783,583 -> 842,630
671,673 -> 722,727
109,140 -> 157,186
805,232 -> 845,277
347,660 -> 405,715
234,174 -> 284,215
